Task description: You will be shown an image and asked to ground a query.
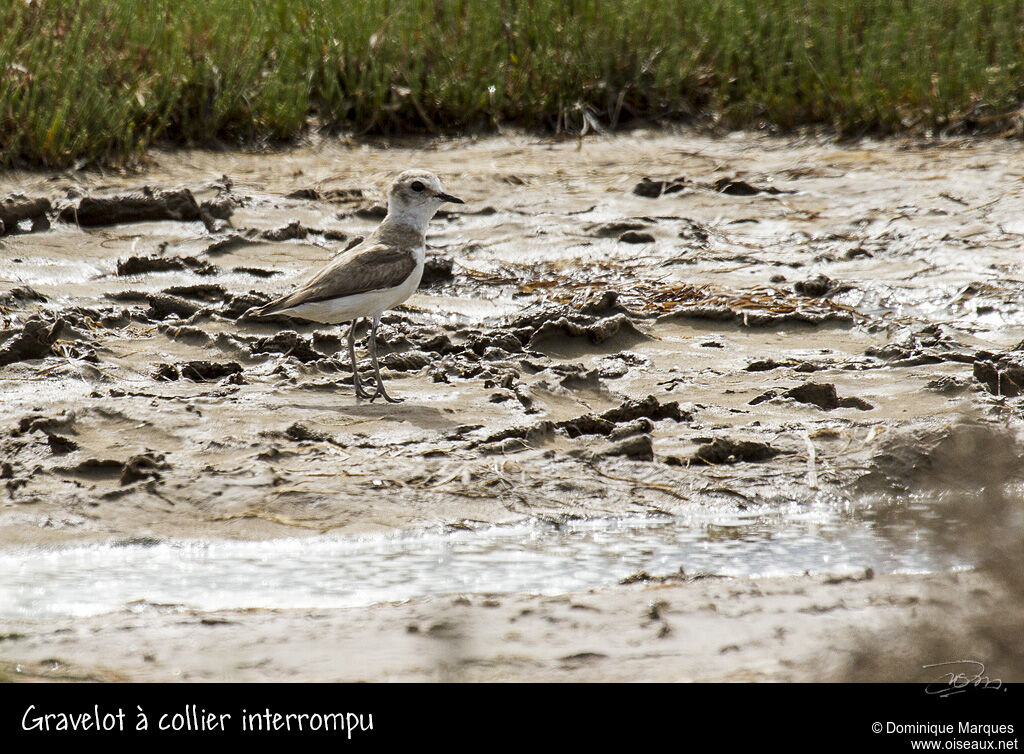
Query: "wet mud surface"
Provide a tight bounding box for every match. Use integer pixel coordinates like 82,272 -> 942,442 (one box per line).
3,132 -> 1023,545
2,132 -> 1023,680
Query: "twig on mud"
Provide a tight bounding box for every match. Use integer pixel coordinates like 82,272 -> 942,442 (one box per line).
209,509 -> 329,530
322,418 -> 377,429
832,424 -> 881,457
585,461 -> 689,502
269,486 -> 341,496
409,462 -> 471,490
802,430 -> 818,490
703,486 -> 755,503
439,487 -> 503,500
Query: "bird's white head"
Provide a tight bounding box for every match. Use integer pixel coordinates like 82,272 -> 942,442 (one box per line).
386,170 -> 463,231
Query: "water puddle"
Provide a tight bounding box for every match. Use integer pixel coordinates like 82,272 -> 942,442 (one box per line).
0,507 -> 965,619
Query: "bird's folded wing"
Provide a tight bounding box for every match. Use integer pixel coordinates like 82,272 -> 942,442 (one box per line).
255,243 -> 418,314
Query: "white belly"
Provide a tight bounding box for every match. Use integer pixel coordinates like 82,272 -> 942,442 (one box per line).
276,257 -> 424,324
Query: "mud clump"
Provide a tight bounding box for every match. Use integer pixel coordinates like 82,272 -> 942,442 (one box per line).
161,284 -> 228,303
271,422 -> 345,447
15,410 -> 79,454
578,291 -> 636,317
222,292 -> 273,320
618,231 -> 655,244
56,453 -> 170,486
924,375 -> 971,395
311,332 -> 342,354
865,325 -> 972,367
793,274 -> 850,298
285,189 -> 320,201
751,382 -> 872,411
59,458 -> 125,479
381,350 -> 433,372
351,205 -> 388,220
586,221 -> 648,238
608,418 -> 654,440
157,324 -> 211,345
120,453 -> 170,485
145,294 -> 203,320
323,188 -> 365,203
203,234 -> 260,256
746,359 -> 784,372
465,331 -> 523,356
0,317 -> 88,368
0,196 -> 51,235
250,331 -> 323,363
599,434 -> 654,461
712,177 -> 791,196
691,438 -> 780,465
557,415 -> 616,438
0,286 -> 47,307
600,394 -> 690,423
479,394 -> 688,451
746,358 -> 817,373
260,221 -> 320,242
233,266 -> 281,278
557,368 -> 603,392
973,355 -> 1024,397
108,290 -> 206,321
784,382 -> 872,411
59,188 -> 231,229
633,177 -> 689,198
154,361 -> 243,382
420,256 -> 455,287
528,314 -> 648,352
17,411 -> 77,436
973,361 -> 1002,395
478,421 -> 556,454
116,254 -> 218,277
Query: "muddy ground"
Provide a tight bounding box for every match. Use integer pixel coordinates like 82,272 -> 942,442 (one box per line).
1,131 -> 1023,681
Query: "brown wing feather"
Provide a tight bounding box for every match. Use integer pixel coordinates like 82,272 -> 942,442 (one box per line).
252,243 -> 417,316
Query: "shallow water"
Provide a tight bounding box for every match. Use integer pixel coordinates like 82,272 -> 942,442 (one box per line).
0,507 -> 965,618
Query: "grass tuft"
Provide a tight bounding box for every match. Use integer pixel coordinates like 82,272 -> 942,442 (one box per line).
2,0 -> 1022,168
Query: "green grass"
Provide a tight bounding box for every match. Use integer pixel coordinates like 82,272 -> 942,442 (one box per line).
1,0 -> 1022,168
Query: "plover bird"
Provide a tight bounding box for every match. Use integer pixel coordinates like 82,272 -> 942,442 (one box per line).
250,170 -> 463,402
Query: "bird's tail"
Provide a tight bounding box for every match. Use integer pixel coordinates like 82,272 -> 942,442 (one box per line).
246,296 -> 289,319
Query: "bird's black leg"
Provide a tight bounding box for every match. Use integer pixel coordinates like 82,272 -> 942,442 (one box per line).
348,318 -> 373,399
368,314 -> 403,403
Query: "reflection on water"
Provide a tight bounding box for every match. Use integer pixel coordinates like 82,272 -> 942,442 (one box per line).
0,506 -> 967,618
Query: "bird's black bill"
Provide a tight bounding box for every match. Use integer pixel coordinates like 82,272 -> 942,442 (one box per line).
436,192 -> 464,204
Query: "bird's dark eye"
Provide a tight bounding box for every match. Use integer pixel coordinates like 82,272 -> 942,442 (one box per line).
410,181 -> 424,192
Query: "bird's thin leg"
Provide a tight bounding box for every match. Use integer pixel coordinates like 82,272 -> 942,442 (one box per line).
347,318 -> 372,399
368,314 -> 403,403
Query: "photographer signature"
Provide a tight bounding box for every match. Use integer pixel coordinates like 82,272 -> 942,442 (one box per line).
923,660 -> 1003,698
